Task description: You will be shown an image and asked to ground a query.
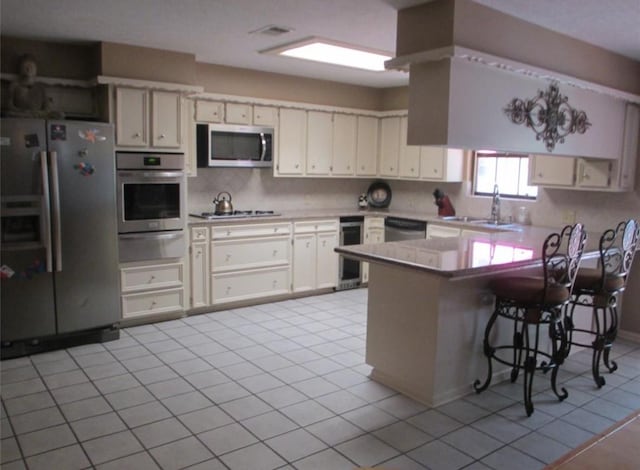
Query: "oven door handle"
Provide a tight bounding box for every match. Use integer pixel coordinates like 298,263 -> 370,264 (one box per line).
118,171 -> 184,179
119,232 -> 183,240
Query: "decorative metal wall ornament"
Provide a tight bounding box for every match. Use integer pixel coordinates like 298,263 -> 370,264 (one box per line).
504,81 -> 591,152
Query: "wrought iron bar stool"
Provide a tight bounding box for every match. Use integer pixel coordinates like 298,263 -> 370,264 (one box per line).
474,223 -> 587,416
564,219 -> 639,388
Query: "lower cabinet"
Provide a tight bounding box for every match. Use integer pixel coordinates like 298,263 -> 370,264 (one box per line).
210,222 -> 291,305
362,216 -> 385,283
120,261 -> 185,319
292,219 -> 339,292
190,227 -> 210,309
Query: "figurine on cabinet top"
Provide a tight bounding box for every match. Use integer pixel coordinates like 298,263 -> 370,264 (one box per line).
6,54 -> 63,118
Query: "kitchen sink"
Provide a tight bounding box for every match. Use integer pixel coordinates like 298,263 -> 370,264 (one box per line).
440,216 -> 515,226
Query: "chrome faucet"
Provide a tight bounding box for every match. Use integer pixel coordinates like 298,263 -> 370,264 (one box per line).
490,184 -> 500,223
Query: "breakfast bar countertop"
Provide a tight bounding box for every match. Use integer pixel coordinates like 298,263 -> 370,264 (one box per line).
335,226 -> 600,280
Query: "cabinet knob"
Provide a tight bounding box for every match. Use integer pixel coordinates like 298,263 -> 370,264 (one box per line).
226,230 -> 231,236
538,172 -> 543,177
148,275 -> 155,283
225,254 -> 231,261
134,132 -> 141,138
272,250 -> 278,256
583,174 -> 590,180
159,134 -> 165,139
274,227 -> 279,232
411,168 -> 415,172
295,164 -> 299,169
361,165 -> 365,170
347,165 -> 350,170
150,300 -> 157,309
306,242 -> 310,248
226,286 -> 231,293
312,165 -> 316,169
322,240 -> 326,247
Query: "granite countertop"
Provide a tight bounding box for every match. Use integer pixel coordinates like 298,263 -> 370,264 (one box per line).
335,227 -> 600,279
187,207 -> 521,233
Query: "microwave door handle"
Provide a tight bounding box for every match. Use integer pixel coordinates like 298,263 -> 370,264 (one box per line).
49,151 -> 62,272
118,171 -> 184,179
260,133 -> 267,161
40,151 -> 53,272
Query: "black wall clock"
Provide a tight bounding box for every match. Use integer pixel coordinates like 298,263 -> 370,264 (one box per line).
366,181 -> 392,208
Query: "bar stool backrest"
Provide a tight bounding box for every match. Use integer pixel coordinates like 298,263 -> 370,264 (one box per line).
543,223 -> 587,305
597,219 -> 640,293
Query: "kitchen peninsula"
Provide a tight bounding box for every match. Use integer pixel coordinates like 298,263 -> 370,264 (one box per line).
335,226 -> 597,407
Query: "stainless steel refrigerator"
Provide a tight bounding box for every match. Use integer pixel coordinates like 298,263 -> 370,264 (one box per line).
1,119 -> 120,351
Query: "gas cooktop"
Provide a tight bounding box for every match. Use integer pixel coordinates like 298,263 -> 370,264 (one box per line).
190,210 -> 280,220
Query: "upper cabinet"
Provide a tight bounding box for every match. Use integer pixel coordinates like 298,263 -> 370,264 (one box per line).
332,114 -> 357,176
277,108 -> 306,175
529,104 -> 638,192
115,87 -> 182,150
306,111 -> 333,176
356,116 -> 378,176
379,117 -> 401,177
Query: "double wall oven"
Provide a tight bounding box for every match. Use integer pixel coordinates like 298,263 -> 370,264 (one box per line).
116,152 -> 186,262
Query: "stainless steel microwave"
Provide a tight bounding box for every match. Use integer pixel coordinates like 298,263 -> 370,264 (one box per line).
196,123 -> 273,168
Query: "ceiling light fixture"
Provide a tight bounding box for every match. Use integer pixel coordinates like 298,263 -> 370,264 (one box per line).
262,37 -> 392,72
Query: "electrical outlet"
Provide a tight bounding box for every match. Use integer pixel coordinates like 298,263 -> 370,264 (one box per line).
562,209 -> 576,225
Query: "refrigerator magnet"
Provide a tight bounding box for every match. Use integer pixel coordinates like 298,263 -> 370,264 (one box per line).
78,129 -> 106,143
0,265 -> 15,279
50,124 -> 66,140
24,133 -> 39,148
74,162 -> 95,176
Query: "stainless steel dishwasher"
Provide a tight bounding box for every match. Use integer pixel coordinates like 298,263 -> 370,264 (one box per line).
384,216 -> 427,241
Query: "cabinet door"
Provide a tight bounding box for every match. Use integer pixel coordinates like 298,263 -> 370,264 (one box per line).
577,159 -> 611,188
420,146 -> 445,180
332,114 -> 356,176
293,233 -> 316,292
226,103 -> 252,124
195,100 -> 224,122
277,108 -> 306,175
316,231 -> 338,289
253,106 -> 278,126
529,155 -> 575,186
116,87 -> 148,147
379,117 -> 400,177
362,224 -> 384,283
399,116 -> 421,178
190,242 -> 209,308
152,91 -> 181,148
184,99 -> 197,176
356,116 -> 378,176
306,111 -> 333,175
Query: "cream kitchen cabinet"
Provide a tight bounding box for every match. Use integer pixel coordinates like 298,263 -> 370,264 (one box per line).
276,108 -> 306,175
306,111 -> 333,176
399,116 -> 421,179
426,223 -> 460,239
195,100 -> 224,123
528,155 -> 576,186
253,106 -> 278,126
356,116 -> 379,176
120,261 -> 185,319
332,113 -> 357,176
420,147 -> 464,181
225,103 -> 252,124
379,116 -> 401,177
362,216 -> 385,283
190,226 -> 210,309
211,222 -> 291,305
292,219 -> 339,292
115,87 -> 182,149
576,159 -> 611,188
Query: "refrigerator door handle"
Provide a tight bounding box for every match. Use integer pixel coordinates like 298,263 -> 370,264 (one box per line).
49,151 -> 63,272
40,151 -> 53,272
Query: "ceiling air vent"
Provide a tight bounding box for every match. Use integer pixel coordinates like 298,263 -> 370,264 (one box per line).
250,25 -> 294,37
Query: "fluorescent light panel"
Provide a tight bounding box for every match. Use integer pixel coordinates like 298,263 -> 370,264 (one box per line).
273,39 -> 391,72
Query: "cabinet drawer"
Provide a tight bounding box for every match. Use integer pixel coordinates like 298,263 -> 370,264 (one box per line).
426,224 -> 460,239
191,227 -> 209,242
122,288 -> 184,318
212,236 -> 290,272
365,217 -> 385,229
121,263 -> 183,292
212,223 -> 290,240
212,266 -> 290,304
294,220 -> 338,234
195,100 -> 224,122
